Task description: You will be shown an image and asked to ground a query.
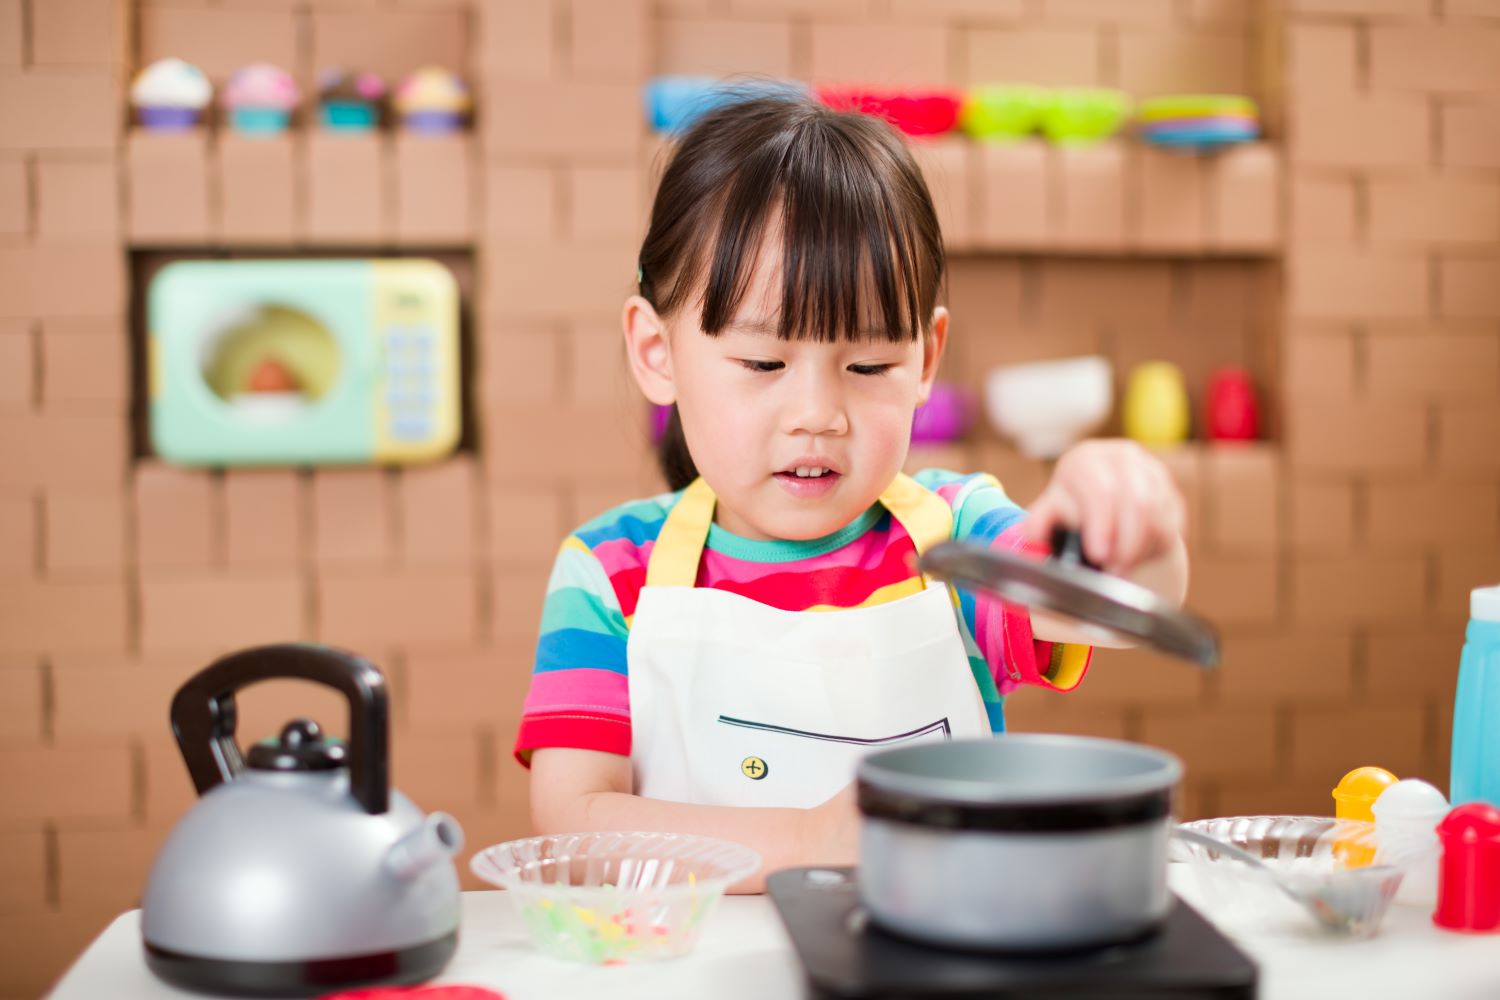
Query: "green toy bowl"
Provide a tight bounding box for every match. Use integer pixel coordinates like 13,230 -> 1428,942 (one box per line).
960,85 -> 1051,141
1041,88 -> 1132,145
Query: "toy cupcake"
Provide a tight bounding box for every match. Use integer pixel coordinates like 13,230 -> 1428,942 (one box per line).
130,58 -> 212,131
393,67 -> 470,133
317,68 -> 386,131
220,63 -> 299,134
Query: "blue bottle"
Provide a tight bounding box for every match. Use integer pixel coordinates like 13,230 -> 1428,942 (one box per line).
1452,585 -> 1500,807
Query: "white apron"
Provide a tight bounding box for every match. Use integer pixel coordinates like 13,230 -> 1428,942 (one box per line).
626,473 -> 992,808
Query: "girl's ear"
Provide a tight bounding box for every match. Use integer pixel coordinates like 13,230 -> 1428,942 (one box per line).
916,306 -> 950,406
623,295 -> 676,406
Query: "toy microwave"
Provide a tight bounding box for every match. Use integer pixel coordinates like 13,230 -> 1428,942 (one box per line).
148,258 -> 461,467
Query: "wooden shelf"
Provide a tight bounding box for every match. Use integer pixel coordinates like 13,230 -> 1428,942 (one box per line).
124,128 -> 477,249
912,138 -> 1280,257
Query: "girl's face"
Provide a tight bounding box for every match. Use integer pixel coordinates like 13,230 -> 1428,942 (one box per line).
627,238 -> 948,542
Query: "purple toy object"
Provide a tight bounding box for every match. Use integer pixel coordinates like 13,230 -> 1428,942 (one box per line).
651,403 -> 673,442
911,382 -> 972,444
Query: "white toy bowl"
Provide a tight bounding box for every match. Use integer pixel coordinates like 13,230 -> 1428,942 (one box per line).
983,356 -> 1113,458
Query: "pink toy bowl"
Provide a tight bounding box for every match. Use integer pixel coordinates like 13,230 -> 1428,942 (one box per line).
816,87 -> 962,137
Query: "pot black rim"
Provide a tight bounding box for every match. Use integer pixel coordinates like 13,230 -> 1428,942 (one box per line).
858,780 -> 1174,832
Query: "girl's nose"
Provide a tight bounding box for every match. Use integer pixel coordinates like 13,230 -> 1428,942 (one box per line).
782,368 -> 850,436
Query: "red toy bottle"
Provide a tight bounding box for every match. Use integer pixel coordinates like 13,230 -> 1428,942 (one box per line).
1433,802 -> 1500,932
1205,366 -> 1259,442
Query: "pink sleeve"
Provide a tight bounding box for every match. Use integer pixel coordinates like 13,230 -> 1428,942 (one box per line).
972,524 -> 1093,695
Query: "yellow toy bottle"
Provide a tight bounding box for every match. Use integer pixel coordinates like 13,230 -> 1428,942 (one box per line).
1332,767 -> 1398,868
1122,362 -> 1190,446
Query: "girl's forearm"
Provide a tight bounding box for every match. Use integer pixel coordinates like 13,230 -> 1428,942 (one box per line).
552,790 -> 849,894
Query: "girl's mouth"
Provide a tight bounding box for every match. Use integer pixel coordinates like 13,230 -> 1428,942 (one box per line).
773,466 -> 841,498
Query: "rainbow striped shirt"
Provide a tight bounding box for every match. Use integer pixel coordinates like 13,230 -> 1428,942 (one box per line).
514,469 -> 1091,765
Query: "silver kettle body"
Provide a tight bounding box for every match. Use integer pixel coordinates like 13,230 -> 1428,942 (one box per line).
141,644 -> 464,997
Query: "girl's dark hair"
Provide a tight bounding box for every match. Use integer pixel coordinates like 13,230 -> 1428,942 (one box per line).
638,93 -> 946,491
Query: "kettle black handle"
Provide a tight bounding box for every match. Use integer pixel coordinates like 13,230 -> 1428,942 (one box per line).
169,644 -> 390,815
1049,526 -> 1103,572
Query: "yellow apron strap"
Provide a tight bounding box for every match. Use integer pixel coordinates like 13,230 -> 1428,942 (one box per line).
645,477 -> 716,588
879,473 -> 954,558
646,473 -> 955,588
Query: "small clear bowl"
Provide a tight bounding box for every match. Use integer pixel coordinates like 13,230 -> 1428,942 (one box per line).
470,832 -> 761,964
1171,815 -> 1407,936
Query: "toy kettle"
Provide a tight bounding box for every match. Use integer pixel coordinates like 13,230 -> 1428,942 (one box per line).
141,644 -> 464,997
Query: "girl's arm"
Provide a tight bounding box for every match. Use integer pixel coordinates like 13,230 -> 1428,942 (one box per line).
529,747 -> 858,894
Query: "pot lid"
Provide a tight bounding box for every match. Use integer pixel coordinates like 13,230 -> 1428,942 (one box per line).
919,528 -> 1220,667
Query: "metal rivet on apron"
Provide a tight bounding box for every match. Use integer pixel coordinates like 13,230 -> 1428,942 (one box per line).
741,756 -> 769,780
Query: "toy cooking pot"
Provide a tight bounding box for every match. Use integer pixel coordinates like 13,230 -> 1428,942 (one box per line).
857,734 -> 1182,951
141,644 -> 464,997
852,529 -> 1216,951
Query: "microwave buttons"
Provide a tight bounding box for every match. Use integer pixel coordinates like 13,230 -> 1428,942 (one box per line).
389,417 -> 434,441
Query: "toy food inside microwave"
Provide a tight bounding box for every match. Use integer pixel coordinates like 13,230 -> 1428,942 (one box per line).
148,259 -> 461,467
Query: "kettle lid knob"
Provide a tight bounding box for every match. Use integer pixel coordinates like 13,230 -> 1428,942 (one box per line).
246,718 -> 348,773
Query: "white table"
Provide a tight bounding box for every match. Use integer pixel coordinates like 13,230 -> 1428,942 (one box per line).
48,868 -> 1500,1000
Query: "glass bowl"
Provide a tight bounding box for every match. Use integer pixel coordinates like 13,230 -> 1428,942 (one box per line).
1170,815 -> 1407,936
470,832 -> 761,964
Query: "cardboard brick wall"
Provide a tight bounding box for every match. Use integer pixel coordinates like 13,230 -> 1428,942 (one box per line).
1,0 -> 1498,996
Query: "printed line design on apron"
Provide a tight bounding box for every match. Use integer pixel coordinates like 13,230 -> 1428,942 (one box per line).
717,715 -> 953,746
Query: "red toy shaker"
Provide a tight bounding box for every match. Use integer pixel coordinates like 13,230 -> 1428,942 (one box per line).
1433,802 -> 1500,932
1205,366 -> 1259,442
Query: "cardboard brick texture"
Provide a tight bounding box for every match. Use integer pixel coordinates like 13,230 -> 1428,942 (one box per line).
35,158 -> 119,243
976,142 -> 1049,247
32,0 -> 117,67
8,2 -> 1500,994
394,134 -> 474,245
656,16 -> 794,77
126,131 -> 212,244
964,28 -> 1101,86
304,133 -> 387,244
0,322 -> 32,406
570,0 -> 651,81
224,470 -> 304,571
41,319 -> 128,409
1116,29 -> 1250,97
139,7 -> 297,81
217,134 -> 296,245
0,72 -> 118,152
808,21 -> 949,85
0,156 -> 25,237
311,9 -> 467,88
0,1 -> 20,68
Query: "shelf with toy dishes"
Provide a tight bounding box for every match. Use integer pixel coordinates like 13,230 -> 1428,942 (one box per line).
642,78 -> 1279,257
124,60 -> 476,248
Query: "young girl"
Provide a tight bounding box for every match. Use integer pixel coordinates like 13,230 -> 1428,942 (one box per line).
514,95 -> 1189,891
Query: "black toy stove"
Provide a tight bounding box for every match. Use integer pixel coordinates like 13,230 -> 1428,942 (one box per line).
767,867 -> 1257,999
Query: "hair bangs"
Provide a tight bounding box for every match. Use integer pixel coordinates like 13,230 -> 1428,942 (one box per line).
690,107 -> 939,344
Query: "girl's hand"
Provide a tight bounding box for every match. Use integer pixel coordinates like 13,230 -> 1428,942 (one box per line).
1025,439 -> 1186,577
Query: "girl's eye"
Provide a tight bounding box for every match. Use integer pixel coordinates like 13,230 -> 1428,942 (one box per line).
848,364 -> 894,376
738,359 -> 784,373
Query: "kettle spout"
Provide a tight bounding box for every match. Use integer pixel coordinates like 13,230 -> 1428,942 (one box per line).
385,812 -> 465,881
